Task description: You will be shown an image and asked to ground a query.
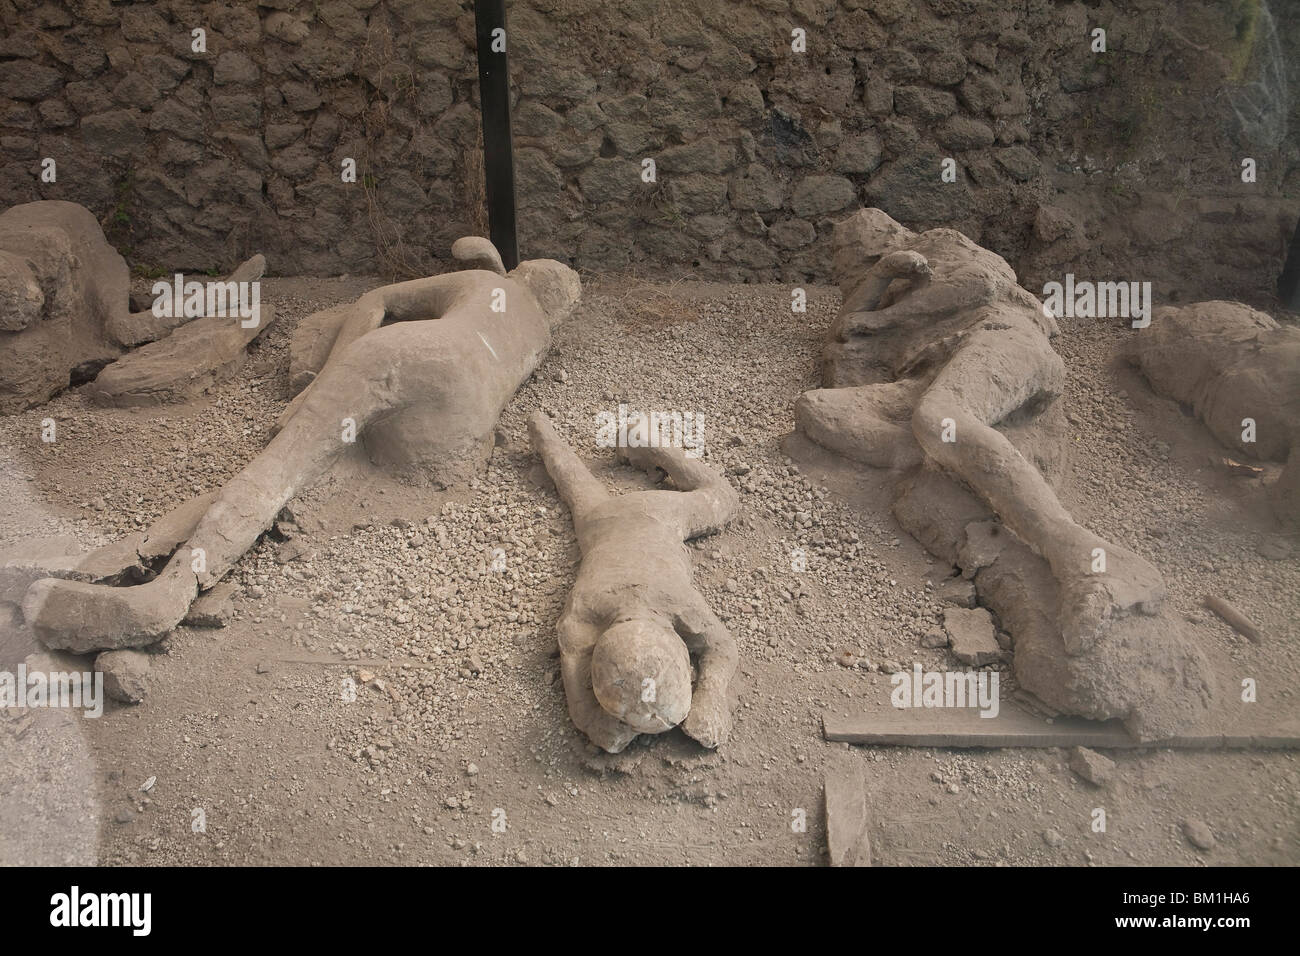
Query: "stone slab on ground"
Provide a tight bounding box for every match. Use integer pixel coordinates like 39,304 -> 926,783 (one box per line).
96,648 -> 150,703
1068,745 -> 1115,786
823,708 -> 1300,750
183,579 -> 237,628
943,606 -> 1002,665
824,758 -> 872,867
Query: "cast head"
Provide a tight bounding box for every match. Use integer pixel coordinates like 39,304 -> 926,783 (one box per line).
590,617 -> 692,733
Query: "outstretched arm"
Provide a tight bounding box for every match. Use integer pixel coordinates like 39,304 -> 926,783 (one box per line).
621,440 -> 737,539
529,411 -> 610,518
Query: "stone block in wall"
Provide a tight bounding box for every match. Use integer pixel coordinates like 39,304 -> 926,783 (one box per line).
139,55 -> 191,93
831,10 -> 887,50
578,159 -> 639,205
80,109 -> 146,158
157,138 -> 203,166
214,52 -> 261,87
939,116 -> 995,150
686,215 -> 730,242
120,8 -> 170,44
0,135 -> 36,160
45,33 -> 106,79
264,12 -> 311,45
211,93 -> 262,127
726,236 -> 779,270
266,123 -> 304,150
411,31 -> 469,71
863,75 -> 893,114
783,66 -> 855,115
958,73 -> 1000,114
791,174 -> 856,219
578,227 -> 632,270
659,74 -> 722,124
993,146 -> 1039,182
0,32 -> 40,59
148,98 -> 202,140
567,102 -> 606,133
659,140 -> 736,176
317,1 -> 369,43
516,148 -> 563,194
606,121 -> 662,157
1,100 -> 34,129
834,133 -> 883,175
518,66 -> 596,104
308,114 -> 341,150
865,152 -> 972,225
639,225 -> 697,264
880,49 -> 921,81
667,175 -> 728,216
894,86 -> 957,121
414,74 -> 453,117
552,133 -> 601,169
724,81 -> 765,126
515,101 -> 562,138
924,51 -> 968,86
216,132 -> 270,170
881,115 -> 920,153
270,144 -> 319,181
729,163 -> 784,212
37,98 -> 75,128
294,36 -> 357,82
768,218 -> 816,249
112,73 -> 161,110
706,41 -> 754,78
0,62 -> 63,101
280,81 -> 323,112
990,86 -> 1028,119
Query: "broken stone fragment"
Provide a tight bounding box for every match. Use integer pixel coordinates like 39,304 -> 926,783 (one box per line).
935,576 -> 976,608
275,539 -> 312,565
1181,817 -> 1215,851
919,629 -> 948,648
1067,746 -> 1115,786
943,606 -> 1002,666
182,580 -> 237,628
96,648 -> 150,703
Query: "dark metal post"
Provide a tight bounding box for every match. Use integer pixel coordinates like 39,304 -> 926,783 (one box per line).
1280,217 -> 1300,310
474,0 -> 518,271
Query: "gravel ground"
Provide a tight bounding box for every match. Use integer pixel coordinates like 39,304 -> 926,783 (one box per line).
0,274 -> 1296,866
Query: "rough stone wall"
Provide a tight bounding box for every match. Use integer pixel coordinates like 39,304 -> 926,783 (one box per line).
1,0 -> 1297,301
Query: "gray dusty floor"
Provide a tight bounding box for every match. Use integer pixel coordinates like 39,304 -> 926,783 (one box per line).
1,276 -> 1297,866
